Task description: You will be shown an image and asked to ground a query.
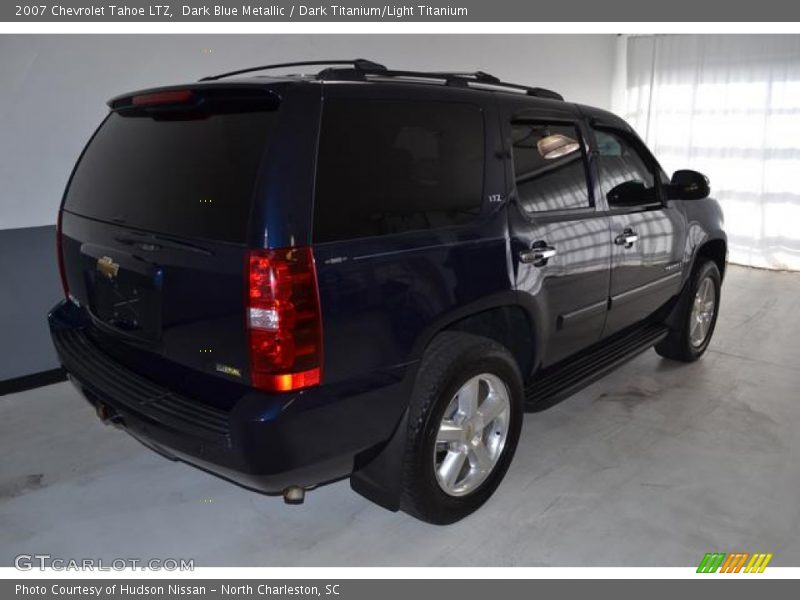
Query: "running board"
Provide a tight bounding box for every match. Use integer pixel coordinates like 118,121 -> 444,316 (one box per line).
525,323 -> 669,411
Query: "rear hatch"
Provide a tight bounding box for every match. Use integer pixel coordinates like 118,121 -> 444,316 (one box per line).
59,85 -> 282,408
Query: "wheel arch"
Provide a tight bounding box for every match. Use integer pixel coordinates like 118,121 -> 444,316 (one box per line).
664,234 -> 727,332
695,237 -> 728,281
440,304 -> 536,379
410,293 -> 540,380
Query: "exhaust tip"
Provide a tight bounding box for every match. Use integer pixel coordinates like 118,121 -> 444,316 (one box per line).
282,486 -> 306,505
95,403 -> 123,428
96,403 -> 113,423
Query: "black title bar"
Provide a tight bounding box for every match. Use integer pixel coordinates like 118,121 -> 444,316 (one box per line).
5,0 -> 800,21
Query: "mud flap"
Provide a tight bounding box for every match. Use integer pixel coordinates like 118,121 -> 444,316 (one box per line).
349,409 -> 410,512
663,272 -> 693,332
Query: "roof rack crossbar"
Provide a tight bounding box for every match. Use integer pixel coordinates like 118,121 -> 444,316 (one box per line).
199,59 -> 387,82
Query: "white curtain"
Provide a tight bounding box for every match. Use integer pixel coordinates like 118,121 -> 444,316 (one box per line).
619,35 -> 800,271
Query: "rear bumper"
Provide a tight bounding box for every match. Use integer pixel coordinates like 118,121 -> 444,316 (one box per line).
48,300 -> 413,494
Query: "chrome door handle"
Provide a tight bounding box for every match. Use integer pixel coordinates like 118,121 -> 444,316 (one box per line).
615,230 -> 639,247
519,245 -> 557,265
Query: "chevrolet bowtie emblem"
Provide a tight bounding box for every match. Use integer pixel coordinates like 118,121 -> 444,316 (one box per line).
97,256 -> 119,279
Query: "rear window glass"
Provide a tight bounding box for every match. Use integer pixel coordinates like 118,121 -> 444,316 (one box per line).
64,94 -> 279,243
314,99 -> 485,243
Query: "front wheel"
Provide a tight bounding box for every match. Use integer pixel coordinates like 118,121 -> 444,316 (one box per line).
400,332 -> 524,524
656,258 -> 721,362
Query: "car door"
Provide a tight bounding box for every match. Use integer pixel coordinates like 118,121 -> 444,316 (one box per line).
505,113 -> 612,368
591,126 -> 685,336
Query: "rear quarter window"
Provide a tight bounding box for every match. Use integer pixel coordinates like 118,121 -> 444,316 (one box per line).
314,99 -> 485,243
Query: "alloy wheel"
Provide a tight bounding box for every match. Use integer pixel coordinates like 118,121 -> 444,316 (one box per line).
433,373 -> 511,497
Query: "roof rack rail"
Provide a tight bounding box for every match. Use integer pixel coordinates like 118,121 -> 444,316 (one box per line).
445,71 -> 501,84
317,66 -> 564,101
437,72 -> 563,99
199,58 -> 387,82
199,59 -> 563,101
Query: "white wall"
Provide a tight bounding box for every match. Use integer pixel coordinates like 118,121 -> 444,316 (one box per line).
0,34 -> 617,230
613,34 -> 800,270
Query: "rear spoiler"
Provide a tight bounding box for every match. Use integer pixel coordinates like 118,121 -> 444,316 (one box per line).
107,83 -> 282,111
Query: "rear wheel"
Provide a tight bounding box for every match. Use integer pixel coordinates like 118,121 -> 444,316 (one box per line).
656,259 -> 721,361
400,333 -> 523,524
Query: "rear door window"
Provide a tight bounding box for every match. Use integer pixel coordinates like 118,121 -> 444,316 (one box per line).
510,122 -> 592,213
64,91 -> 279,243
314,99 -> 485,243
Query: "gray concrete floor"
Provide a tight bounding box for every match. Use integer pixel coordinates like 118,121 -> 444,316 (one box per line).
1,265 -> 799,567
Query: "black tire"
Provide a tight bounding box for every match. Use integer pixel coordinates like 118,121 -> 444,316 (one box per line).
400,332 -> 524,524
655,258 -> 721,362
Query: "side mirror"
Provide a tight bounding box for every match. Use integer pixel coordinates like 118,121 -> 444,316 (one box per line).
607,180 -> 650,206
667,170 -> 710,200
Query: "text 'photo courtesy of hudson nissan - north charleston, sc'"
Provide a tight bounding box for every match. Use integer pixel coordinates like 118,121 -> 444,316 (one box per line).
49,59 -> 726,524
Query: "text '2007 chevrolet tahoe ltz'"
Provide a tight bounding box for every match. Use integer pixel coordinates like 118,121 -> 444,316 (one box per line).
49,60 -> 726,524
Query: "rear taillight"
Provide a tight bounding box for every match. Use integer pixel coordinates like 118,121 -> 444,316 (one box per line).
246,247 -> 323,392
56,209 -> 69,300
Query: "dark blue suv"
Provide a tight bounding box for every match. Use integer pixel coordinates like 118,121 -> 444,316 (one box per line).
49,60 -> 726,523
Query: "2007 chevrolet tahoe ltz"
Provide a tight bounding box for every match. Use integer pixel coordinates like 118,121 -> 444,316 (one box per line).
49,60 -> 726,524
